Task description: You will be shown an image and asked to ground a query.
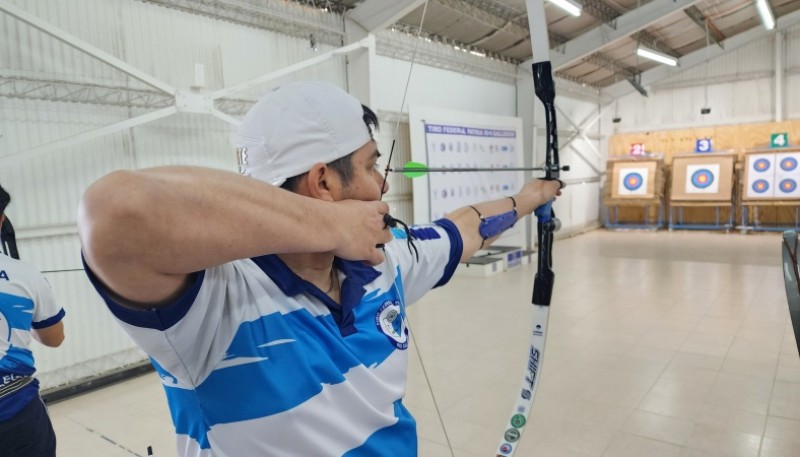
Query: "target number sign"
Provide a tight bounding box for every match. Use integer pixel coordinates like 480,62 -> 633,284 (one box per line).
630,143 -> 645,156
771,133 -> 789,148
695,138 -> 713,153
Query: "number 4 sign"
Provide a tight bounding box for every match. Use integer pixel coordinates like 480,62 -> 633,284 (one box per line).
772,133 -> 789,148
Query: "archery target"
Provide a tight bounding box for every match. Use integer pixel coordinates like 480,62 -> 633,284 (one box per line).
685,164 -> 719,194
775,152 -> 800,198
745,154 -> 776,199
745,152 -> 800,200
617,167 -> 649,196
610,161 -> 659,199
670,154 -> 734,202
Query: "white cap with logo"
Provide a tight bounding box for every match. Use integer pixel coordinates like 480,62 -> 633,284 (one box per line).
234,81 -> 371,186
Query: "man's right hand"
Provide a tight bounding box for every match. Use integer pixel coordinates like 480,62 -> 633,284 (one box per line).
330,200 -> 393,265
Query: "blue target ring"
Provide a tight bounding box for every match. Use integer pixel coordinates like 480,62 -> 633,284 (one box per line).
780,179 -> 797,193
690,169 -> 715,189
623,172 -> 644,191
752,179 -> 770,194
753,158 -> 771,172
781,157 -> 798,172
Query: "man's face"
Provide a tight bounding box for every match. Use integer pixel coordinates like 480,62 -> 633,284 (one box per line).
337,140 -> 388,202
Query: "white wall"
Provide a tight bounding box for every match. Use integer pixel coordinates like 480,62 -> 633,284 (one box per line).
371,55 -> 518,116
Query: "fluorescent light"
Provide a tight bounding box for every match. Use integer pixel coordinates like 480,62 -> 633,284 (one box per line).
637,46 -> 678,66
547,0 -> 581,17
755,0 -> 775,30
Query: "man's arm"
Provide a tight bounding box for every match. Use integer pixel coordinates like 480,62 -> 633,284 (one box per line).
32,321 -> 64,347
445,179 -> 562,261
78,166 -> 391,307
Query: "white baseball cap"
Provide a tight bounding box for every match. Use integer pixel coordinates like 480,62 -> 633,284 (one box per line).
234,81 -> 372,186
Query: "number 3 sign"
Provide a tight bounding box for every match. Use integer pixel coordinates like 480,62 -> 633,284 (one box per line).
695,138 -> 713,153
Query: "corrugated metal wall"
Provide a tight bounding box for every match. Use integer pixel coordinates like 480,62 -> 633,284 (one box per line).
1,0 -> 347,389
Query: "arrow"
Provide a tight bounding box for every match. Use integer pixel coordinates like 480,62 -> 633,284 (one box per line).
387,161 -> 570,178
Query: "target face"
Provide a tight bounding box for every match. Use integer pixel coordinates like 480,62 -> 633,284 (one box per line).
753,158 -> 771,172
623,172 -> 644,191
780,179 -> 798,194
616,166 -> 650,196
691,169 -> 714,188
780,157 -> 798,172
685,164 -> 720,194
752,179 -> 770,194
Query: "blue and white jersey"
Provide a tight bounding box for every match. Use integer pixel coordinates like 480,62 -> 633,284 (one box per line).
0,254 -> 65,421
85,219 -> 462,457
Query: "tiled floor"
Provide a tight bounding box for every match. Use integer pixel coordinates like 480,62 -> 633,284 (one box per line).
48,229 -> 800,457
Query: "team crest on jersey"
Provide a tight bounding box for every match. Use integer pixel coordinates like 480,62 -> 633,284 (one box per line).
375,300 -> 408,349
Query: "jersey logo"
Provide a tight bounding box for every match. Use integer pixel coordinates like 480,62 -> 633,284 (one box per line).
375,300 -> 408,350
0,271 -> 8,281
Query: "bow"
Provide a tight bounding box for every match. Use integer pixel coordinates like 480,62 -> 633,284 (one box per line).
781,230 -> 800,357
494,1 -> 562,455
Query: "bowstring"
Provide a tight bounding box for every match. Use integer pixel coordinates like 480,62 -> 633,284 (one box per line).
377,2 -> 454,456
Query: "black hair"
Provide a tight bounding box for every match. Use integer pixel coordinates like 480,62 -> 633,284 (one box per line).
0,184 -> 10,215
281,104 -> 379,191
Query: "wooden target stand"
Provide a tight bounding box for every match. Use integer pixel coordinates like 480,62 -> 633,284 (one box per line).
603,158 -> 666,229
740,147 -> 800,232
668,153 -> 737,231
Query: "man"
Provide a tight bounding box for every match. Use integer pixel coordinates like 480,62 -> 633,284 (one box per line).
79,81 -> 561,456
0,184 -> 66,457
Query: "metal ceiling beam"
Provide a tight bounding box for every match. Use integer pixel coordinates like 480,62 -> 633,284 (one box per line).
435,0 -> 529,36
602,7 -> 800,99
522,0 -> 705,70
432,0 -> 567,48
578,0 -> 622,26
145,0 -> 345,46
347,0 -> 425,33
684,6 -> 725,49
631,30 -> 679,57
584,52 -> 639,79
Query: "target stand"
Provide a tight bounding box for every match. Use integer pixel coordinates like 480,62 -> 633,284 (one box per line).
668,153 -> 736,231
603,157 -> 666,230
740,148 -> 800,232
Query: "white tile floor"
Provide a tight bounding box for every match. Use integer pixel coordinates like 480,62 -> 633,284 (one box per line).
47,229 -> 800,457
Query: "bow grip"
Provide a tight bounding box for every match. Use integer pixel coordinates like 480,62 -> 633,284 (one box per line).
533,200 -> 553,222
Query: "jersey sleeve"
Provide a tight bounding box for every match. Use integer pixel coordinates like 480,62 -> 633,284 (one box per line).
82,257 -> 266,386
30,272 -> 65,329
382,218 -> 463,306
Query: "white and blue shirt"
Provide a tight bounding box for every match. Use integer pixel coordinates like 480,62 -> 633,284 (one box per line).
0,254 -> 65,421
85,219 -> 462,457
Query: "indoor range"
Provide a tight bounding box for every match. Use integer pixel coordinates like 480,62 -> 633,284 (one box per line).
2,0 -> 800,456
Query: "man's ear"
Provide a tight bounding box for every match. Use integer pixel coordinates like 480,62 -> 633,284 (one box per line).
306,163 -> 336,201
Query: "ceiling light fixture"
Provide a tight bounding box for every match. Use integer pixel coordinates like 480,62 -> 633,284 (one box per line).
755,0 -> 775,30
636,46 -> 678,66
547,0 -> 581,17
